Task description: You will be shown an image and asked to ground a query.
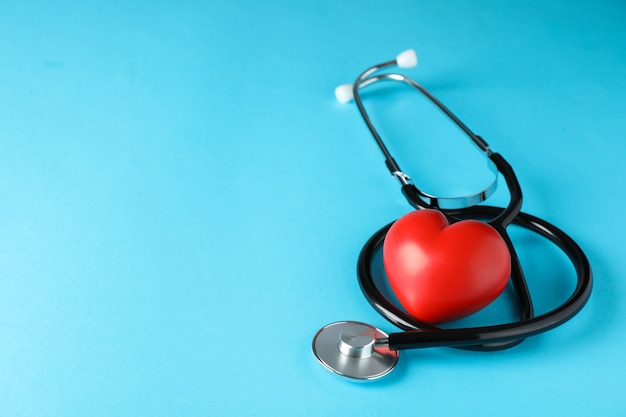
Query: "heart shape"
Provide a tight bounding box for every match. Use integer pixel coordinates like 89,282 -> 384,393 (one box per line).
383,209 -> 511,324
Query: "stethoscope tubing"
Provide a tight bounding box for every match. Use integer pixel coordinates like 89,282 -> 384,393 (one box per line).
358,205 -> 592,351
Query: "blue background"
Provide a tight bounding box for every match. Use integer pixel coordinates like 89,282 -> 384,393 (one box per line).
0,0 -> 624,415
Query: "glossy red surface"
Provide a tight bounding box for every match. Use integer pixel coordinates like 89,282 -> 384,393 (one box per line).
383,210 -> 511,324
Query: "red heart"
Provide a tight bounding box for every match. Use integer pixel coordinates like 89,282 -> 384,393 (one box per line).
383,209 -> 511,324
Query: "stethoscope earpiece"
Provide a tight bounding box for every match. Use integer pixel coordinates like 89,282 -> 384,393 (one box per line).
395,48 -> 418,68
334,49 -> 417,104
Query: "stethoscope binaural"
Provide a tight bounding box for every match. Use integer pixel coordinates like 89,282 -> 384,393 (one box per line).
312,49 -> 592,381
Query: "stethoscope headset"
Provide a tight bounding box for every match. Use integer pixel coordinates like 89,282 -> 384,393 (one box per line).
312,49 -> 593,381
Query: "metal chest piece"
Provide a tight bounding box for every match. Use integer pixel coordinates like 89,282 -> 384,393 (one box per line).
312,321 -> 399,380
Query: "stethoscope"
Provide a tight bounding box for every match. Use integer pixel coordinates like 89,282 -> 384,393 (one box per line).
312,49 -> 593,381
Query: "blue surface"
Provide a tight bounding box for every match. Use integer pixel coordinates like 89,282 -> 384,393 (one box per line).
0,0 -> 624,415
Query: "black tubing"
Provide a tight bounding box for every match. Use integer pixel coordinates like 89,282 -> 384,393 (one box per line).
357,207 -> 592,351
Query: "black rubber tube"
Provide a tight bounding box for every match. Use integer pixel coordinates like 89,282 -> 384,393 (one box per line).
357,207 -> 592,351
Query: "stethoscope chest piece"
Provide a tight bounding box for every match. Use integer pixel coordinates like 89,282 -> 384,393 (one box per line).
312,321 -> 399,380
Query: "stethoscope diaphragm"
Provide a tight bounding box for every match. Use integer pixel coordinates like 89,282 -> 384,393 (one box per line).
312,321 -> 399,380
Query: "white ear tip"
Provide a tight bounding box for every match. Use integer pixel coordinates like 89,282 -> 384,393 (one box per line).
335,84 -> 354,103
396,49 -> 418,68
